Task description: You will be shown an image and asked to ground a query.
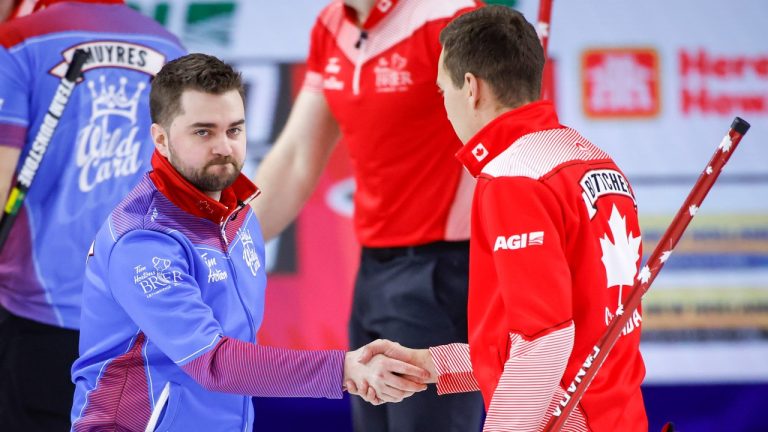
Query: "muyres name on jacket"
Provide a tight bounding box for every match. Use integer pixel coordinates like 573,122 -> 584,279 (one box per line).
50,41 -> 166,78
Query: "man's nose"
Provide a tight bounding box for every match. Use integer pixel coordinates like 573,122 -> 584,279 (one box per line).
211,133 -> 234,156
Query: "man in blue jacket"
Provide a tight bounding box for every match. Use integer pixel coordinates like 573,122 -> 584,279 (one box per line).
71,53 -> 428,431
0,1 -> 186,430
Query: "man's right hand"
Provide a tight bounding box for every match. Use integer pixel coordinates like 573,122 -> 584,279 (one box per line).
358,339 -> 438,383
343,340 -> 432,405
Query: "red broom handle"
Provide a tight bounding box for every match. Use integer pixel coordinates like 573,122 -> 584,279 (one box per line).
543,117 -> 751,432
537,0 -> 553,57
537,0 -> 554,99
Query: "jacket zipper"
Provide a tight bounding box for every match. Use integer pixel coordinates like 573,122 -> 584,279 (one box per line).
219,204 -> 257,429
352,30 -> 367,95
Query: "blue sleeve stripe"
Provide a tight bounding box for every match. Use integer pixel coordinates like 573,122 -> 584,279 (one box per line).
107,215 -> 117,242
142,336 -> 156,409
0,115 -> 27,126
174,333 -> 222,365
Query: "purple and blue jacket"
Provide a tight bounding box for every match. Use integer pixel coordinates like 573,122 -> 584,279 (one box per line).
71,152 -> 345,431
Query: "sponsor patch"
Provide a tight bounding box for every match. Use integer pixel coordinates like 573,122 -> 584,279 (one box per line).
201,252 -> 229,283
494,231 -> 544,251
133,257 -> 182,298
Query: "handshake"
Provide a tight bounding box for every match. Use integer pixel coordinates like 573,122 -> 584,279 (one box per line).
343,339 -> 436,405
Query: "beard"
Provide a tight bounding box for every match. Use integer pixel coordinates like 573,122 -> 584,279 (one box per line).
168,146 -> 243,193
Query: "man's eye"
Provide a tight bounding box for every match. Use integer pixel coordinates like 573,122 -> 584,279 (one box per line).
195,129 -> 209,137
228,127 -> 242,136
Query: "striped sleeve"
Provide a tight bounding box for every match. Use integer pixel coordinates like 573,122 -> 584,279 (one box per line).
181,336 -> 345,399
429,343 -> 480,394
108,230 -> 345,399
0,45 -> 29,149
484,324 -> 576,432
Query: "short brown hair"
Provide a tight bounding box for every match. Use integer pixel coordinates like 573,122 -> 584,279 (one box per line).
150,53 -> 244,127
439,5 -> 544,107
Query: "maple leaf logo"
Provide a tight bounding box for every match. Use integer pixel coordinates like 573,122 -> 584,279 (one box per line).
472,143 -> 488,161
600,205 -> 641,310
718,134 -> 732,153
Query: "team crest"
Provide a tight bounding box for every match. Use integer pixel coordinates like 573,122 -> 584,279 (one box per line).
240,228 -> 261,276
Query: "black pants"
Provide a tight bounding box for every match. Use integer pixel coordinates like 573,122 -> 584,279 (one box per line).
0,309 -> 78,432
349,241 -> 484,432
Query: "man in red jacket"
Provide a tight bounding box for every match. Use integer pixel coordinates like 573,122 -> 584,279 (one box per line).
355,5 -> 648,431
252,1 -> 485,431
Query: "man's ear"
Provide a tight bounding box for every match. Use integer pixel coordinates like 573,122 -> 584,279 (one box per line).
465,72 -> 480,109
151,123 -> 169,157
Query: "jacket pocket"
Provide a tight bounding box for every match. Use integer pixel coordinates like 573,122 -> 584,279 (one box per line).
147,382 -> 183,432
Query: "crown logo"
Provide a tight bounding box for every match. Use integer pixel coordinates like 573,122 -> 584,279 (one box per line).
87,75 -> 146,123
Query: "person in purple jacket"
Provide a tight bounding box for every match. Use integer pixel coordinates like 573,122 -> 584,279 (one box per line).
0,1 -> 186,430
71,53 -> 428,432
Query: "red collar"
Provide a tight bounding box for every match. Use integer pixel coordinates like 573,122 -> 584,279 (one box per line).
344,0 -> 399,30
455,101 -> 563,178
148,151 -> 260,224
34,0 -> 123,11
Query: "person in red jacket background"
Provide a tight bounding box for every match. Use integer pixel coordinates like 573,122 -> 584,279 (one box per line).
251,1 -> 485,431
354,5 -> 648,431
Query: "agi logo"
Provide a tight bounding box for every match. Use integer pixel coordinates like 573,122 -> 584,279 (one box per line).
582,48 -> 660,118
494,231 -> 544,251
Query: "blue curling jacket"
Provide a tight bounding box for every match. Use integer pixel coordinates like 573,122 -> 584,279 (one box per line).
71,152 -> 344,431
